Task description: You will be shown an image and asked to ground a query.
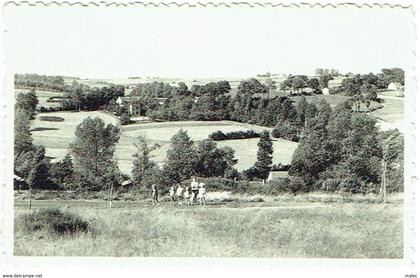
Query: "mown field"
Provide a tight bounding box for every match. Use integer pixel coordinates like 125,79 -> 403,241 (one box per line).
373,92 -> 404,132
14,195 -> 403,258
30,112 -> 298,175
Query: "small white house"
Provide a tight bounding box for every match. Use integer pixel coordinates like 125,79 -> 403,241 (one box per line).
266,171 -> 289,183
322,87 -> 330,95
387,82 -> 403,91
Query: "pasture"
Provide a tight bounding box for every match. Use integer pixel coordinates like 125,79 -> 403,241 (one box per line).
14,196 -> 403,258
373,92 -> 404,132
29,112 -> 298,175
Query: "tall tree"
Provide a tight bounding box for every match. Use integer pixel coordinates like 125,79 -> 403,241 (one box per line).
16,89 -> 38,118
195,140 -> 237,178
132,135 -> 161,187
70,117 -> 120,190
14,108 -> 34,156
254,131 -> 273,179
163,129 -> 197,182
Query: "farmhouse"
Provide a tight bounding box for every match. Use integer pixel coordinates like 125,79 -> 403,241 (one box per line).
116,96 -> 169,115
116,96 -> 142,115
387,82 -> 403,91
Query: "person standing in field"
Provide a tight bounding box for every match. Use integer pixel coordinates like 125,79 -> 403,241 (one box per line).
198,182 -> 206,206
184,184 -> 191,205
151,184 -> 159,205
190,176 -> 199,204
176,183 -> 183,205
169,185 -> 176,205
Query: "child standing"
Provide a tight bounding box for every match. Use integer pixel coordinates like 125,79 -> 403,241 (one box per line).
151,184 -> 159,205
169,185 -> 175,204
184,185 -> 191,205
198,182 -> 206,206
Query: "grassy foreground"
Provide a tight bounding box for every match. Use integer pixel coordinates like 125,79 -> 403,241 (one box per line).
14,198 -> 403,258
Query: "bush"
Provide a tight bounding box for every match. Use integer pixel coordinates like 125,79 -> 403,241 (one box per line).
208,130 -> 260,141
39,116 -> 65,122
120,113 -> 131,125
267,176 -> 307,194
17,208 -> 91,235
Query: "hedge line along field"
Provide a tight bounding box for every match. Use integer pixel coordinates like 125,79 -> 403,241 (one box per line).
14,198 -> 403,258
30,111 -> 299,174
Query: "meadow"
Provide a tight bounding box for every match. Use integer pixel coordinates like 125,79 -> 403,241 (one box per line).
14,195 -> 403,258
373,92 -> 404,132
30,112 -> 298,175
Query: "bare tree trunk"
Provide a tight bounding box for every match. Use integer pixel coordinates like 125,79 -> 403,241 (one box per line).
109,183 -> 114,209
28,186 -> 32,210
383,160 -> 387,204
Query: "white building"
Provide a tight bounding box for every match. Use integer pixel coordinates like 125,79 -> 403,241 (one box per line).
387,82 -> 403,91
322,87 -> 330,95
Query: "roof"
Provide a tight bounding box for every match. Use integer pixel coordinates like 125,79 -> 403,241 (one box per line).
388,82 -> 402,87
121,180 -> 132,186
267,171 -> 289,181
117,96 -> 142,103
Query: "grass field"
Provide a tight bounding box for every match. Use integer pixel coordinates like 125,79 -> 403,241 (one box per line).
373,92 -> 404,132
14,196 -> 403,258
30,112 -> 298,175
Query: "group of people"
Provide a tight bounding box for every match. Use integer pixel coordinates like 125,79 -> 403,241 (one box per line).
151,176 -> 206,206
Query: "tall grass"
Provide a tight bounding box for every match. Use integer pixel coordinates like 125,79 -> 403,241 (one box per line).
14,201 -> 403,258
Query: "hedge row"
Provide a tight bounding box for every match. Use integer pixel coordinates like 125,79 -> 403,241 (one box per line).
208,130 -> 260,141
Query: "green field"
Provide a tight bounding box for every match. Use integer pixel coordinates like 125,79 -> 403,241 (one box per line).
30,112 -> 298,175
14,196 -> 403,257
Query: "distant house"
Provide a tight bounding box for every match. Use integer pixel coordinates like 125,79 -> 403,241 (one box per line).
266,171 -> 289,183
116,96 -> 142,115
155,97 -> 168,105
327,78 -> 343,89
387,82 -> 403,91
322,88 -> 330,95
116,96 -> 169,115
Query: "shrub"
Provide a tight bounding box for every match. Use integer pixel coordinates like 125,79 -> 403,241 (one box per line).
208,130 -> 260,141
39,116 -> 65,122
17,208 -> 91,235
267,176 -> 308,194
120,113 -> 131,125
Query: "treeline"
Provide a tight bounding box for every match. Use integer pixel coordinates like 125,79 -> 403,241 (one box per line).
129,79 -> 315,142
15,73 -> 70,92
60,84 -> 125,111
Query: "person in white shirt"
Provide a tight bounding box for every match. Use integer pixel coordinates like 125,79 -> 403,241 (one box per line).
175,183 -> 183,205
190,176 -> 199,204
184,185 -> 191,205
198,182 -> 206,206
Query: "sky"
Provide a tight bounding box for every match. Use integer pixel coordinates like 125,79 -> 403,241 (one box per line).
4,5 -> 415,79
